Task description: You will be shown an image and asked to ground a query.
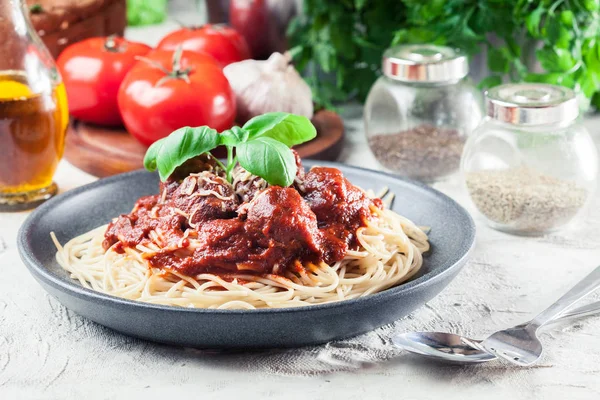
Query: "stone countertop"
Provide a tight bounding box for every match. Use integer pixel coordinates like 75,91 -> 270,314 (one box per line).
2,103 -> 600,399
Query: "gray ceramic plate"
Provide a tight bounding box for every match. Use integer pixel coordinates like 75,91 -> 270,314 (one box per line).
18,162 -> 475,348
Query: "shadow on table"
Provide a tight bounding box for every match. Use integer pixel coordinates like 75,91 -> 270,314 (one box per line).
96,321 -> 546,377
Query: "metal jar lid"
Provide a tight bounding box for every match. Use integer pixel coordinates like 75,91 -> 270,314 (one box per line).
382,44 -> 468,83
486,83 -> 579,125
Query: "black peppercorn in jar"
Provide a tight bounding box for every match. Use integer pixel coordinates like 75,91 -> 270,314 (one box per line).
364,44 -> 483,182
461,83 -> 599,235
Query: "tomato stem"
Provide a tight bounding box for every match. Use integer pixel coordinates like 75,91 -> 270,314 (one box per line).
104,35 -> 125,53
170,46 -> 192,83
135,56 -> 171,75
136,47 -> 194,87
143,46 -> 193,87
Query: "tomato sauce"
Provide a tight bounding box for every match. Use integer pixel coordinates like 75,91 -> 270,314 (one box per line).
103,156 -> 382,277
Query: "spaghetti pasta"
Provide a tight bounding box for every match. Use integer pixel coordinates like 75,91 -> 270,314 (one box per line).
52,206 -> 429,309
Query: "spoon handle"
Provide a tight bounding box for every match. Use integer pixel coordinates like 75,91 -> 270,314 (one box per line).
529,266 -> 600,330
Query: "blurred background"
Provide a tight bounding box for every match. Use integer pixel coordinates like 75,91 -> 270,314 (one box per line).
29,0 -> 600,111
5,0 -> 598,220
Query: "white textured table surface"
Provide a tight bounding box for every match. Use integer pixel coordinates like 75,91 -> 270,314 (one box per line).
2,104 -> 600,400
3,7 -> 600,396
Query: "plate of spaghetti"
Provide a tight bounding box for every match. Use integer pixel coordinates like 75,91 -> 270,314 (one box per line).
18,113 -> 475,348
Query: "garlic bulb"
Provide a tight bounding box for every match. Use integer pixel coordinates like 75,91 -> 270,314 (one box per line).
223,52 -> 314,123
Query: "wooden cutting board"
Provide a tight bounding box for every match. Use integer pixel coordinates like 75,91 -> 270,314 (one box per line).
64,110 -> 345,178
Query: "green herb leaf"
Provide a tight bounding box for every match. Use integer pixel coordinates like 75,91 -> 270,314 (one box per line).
478,75 -> 503,90
592,91 -> 600,109
219,126 -> 248,146
560,10 -> 574,26
314,42 -> 335,72
584,40 -> 600,71
505,36 -> 521,58
352,36 -> 379,49
536,47 -> 576,72
287,45 -> 303,59
236,137 -> 297,187
487,47 -> 512,73
153,126 -> 219,181
355,0 -> 368,11
392,27 -> 439,45
526,7 -> 545,39
584,0 -> 600,12
143,138 -> 165,171
524,72 -> 575,88
288,0 -> 600,107
547,17 -> 572,49
579,71 -> 599,97
243,112 -> 317,147
29,3 -> 44,14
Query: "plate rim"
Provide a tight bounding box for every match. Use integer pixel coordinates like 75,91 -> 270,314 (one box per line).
18,162 -> 476,315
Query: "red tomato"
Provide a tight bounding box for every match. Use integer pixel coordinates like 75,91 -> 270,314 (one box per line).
118,49 -> 236,146
56,37 -> 151,126
156,24 -> 251,67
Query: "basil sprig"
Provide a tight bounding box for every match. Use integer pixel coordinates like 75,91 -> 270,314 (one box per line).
143,112 -> 316,187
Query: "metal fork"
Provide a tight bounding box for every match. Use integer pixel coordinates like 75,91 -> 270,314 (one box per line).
480,266 -> 600,366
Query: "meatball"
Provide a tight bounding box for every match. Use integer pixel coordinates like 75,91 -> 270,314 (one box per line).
303,167 -> 376,262
244,186 -> 323,270
231,165 -> 268,204
292,149 -> 306,188
159,154 -> 224,198
166,172 -> 239,227
303,167 -> 373,226
232,149 -> 307,204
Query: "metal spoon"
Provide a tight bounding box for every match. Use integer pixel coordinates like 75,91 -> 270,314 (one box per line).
392,300 -> 600,364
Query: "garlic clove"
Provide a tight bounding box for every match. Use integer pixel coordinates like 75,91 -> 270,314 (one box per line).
223,52 -> 314,124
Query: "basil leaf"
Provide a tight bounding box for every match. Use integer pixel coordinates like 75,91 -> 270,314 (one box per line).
242,112 -> 317,147
219,126 -> 248,146
143,138 -> 164,171
236,137 -> 297,187
155,126 -> 219,181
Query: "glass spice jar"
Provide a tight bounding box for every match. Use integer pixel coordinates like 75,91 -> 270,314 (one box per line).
461,83 -> 599,235
364,44 -> 483,182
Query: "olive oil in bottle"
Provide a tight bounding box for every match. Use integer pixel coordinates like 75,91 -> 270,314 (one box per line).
0,0 -> 69,210
0,72 -> 68,195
